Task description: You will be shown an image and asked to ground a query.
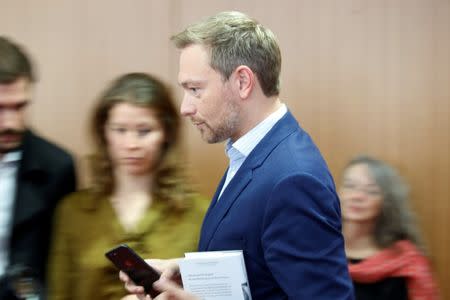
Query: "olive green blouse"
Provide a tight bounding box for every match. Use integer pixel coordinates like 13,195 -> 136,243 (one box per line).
47,190 -> 207,300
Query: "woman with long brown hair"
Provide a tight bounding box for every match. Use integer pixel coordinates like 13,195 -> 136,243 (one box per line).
339,155 -> 439,300
47,73 -> 206,300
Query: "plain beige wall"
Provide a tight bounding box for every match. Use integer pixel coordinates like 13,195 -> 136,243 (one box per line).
1,0 -> 449,297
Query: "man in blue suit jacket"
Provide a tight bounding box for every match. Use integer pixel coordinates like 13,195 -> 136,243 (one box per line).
122,11 -> 353,300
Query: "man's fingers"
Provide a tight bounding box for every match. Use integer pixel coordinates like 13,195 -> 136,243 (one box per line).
119,270 -> 130,282
120,270 -> 145,294
154,279 -> 195,299
125,280 -> 145,294
153,278 -> 178,291
120,294 -> 151,300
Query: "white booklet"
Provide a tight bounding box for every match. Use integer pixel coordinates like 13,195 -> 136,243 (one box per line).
179,250 -> 252,300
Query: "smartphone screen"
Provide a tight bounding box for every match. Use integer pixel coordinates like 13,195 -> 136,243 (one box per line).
105,244 -> 160,297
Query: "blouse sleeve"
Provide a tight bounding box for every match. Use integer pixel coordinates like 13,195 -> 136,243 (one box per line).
47,194 -> 76,300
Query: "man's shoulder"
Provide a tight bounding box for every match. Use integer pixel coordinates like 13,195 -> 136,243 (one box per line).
262,127 -> 334,184
22,130 -> 74,163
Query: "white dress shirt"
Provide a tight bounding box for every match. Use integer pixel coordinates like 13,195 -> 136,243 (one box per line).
218,104 -> 287,198
0,151 -> 21,276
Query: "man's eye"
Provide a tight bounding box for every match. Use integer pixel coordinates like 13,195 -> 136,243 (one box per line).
0,102 -> 29,112
15,102 -> 29,111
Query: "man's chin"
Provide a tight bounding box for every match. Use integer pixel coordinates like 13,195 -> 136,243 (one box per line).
0,142 -> 22,154
197,127 -> 227,144
202,134 -> 226,144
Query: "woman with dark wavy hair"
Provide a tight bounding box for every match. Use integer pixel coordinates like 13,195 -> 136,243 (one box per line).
339,155 -> 439,300
47,73 -> 206,300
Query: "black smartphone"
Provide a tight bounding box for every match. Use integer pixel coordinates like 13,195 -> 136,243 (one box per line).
105,244 -> 160,297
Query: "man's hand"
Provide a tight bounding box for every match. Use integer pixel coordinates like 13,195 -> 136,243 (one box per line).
119,258 -> 181,299
153,278 -> 200,300
153,258 -> 182,284
120,295 -> 146,300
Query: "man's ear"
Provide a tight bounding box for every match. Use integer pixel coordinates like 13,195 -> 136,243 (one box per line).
233,65 -> 254,99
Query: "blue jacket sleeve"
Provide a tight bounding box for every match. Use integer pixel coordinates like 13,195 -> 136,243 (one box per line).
261,173 -> 354,299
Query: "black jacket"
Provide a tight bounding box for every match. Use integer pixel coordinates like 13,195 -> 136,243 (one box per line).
0,130 -> 76,299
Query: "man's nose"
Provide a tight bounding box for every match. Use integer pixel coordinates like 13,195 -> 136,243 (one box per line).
180,94 -> 196,117
0,109 -> 21,129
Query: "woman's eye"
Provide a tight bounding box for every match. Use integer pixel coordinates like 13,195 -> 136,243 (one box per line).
137,128 -> 151,136
113,127 -> 126,133
342,183 -> 355,190
366,190 -> 382,196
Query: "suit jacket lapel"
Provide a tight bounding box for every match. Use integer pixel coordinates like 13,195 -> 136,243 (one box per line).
198,111 -> 300,250
198,169 -> 226,250
199,167 -> 253,250
13,131 -> 48,227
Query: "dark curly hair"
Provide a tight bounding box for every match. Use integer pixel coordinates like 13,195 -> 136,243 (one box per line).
342,155 -> 426,253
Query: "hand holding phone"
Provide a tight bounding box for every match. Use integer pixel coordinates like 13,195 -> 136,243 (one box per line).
105,244 -> 160,297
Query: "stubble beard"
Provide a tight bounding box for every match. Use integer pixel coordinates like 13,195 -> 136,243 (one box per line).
203,100 -> 240,144
0,129 -> 24,154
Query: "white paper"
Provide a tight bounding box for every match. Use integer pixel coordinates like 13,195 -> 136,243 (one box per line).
179,250 -> 252,300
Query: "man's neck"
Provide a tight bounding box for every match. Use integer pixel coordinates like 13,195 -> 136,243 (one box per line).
232,97 -> 282,142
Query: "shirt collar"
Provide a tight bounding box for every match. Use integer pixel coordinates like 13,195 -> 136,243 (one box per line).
0,151 -> 22,164
226,104 -> 287,158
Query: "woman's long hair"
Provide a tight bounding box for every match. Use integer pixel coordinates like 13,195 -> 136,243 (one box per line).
343,155 -> 426,253
89,72 -> 192,211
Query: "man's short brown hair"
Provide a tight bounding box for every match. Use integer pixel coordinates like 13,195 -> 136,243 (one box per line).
0,36 -> 36,84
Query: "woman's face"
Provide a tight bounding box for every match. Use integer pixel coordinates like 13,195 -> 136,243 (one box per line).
105,102 -> 165,176
339,163 -> 384,223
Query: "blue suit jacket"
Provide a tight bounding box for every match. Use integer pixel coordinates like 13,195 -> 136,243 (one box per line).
198,111 -> 354,299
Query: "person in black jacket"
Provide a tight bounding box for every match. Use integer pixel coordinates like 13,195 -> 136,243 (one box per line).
0,36 -> 76,299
